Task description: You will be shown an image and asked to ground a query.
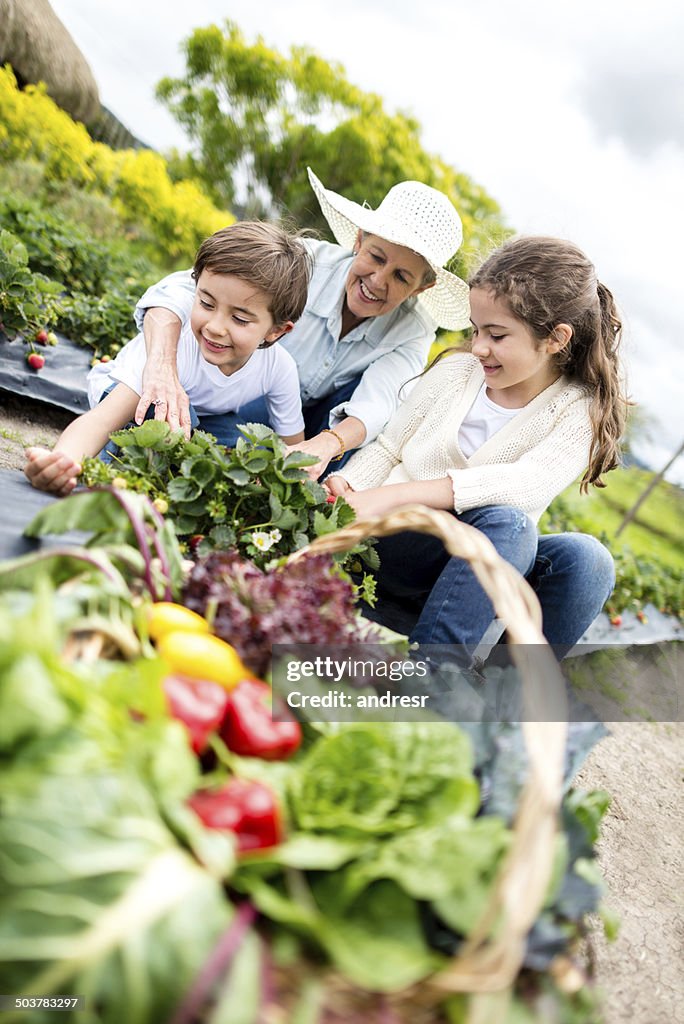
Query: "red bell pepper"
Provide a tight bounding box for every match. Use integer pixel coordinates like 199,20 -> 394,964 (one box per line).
163,674 -> 230,754
221,678 -> 302,761
188,778 -> 282,853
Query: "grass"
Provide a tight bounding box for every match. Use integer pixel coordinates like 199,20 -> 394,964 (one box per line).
0,426 -> 23,445
0,424 -> 56,450
542,466 -> 684,571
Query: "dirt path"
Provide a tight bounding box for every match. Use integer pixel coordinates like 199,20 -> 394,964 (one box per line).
577,722 -> 684,1023
1,395 -> 682,1023
0,391 -> 74,470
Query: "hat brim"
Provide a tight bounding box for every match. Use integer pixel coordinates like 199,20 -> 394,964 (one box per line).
308,167 -> 471,331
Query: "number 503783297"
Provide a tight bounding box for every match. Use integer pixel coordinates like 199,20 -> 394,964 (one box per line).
0,996 -> 86,1011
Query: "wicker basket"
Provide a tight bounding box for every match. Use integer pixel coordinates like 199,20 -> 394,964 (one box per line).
60,503 -> 571,1021
288,504 -> 569,1022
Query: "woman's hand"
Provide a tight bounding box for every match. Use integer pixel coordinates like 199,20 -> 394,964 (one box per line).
135,359 -> 192,438
285,432 -> 342,480
24,447 -> 81,496
136,307 -> 192,437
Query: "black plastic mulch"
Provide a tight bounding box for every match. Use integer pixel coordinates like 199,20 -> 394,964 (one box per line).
0,469 -> 85,560
0,329 -> 91,414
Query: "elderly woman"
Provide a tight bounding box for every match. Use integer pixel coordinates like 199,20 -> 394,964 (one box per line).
134,168 -> 614,656
133,167 -> 470,476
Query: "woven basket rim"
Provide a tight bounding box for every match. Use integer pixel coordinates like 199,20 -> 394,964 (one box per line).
288,504 -> 569,1009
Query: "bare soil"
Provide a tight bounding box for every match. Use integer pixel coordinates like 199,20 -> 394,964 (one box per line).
0,390 -> 74,470
577,722 -> 684,1024
1,395 -> 682,1023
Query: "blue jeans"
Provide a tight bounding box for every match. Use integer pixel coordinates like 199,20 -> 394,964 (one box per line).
367,506 -> 615,660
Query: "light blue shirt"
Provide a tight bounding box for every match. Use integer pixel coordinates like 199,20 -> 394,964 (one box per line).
135,239 -> 436,444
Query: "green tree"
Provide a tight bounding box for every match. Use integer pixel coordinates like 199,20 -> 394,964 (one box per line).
157,21 -> 510,279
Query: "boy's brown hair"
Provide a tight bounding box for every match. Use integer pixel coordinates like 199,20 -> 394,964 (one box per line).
192,221 -> 312,326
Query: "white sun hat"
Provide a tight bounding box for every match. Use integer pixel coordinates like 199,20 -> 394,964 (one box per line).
307,167 -> 470,330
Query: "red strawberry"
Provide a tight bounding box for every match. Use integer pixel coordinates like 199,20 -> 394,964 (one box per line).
609,614 -> 622,627
636,610 -> 648,623
27,352 -> 45,370
100,354 -> 112,363
35,329 -> 49,344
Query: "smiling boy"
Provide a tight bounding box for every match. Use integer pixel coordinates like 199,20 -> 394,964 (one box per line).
24,222 -> 311,495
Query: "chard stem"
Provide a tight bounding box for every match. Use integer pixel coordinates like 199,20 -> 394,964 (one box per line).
169,901 -> 257,1024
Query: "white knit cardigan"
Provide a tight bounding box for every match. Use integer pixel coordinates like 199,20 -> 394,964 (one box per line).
336,354 -> 593,524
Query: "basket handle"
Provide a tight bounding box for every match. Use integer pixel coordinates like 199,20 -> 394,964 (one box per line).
291,504 -> 546,643
291,504 -> 569,1000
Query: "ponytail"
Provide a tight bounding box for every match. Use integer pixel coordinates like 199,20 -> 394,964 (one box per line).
556,282 -> 627,490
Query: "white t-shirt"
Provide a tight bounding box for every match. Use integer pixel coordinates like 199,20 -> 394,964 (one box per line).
457,383 -> 522,458
86,321 -> 304,436
384,381 -> 524,486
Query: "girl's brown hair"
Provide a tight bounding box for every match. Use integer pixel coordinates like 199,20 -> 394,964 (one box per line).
469,235 -> 628,490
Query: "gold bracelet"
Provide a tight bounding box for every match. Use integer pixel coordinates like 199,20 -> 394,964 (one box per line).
322,428 -> 346,461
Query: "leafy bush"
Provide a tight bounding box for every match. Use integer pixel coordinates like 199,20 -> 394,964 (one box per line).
541,493 -> 682,618
0,229 -> 63,338
0,194 -> 157,356
80,421 -> 378,576
0,64 -> 232,261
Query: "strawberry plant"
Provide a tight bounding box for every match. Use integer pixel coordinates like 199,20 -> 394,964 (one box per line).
80,420 -> 378,577
0,191 -> 157,358
57,288 -> 140,358
542,493 -> 682,619
0,229 -> 63,339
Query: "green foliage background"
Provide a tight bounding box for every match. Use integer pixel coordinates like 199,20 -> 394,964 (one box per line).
541,467 -> 683,617
156,20 -> 511,279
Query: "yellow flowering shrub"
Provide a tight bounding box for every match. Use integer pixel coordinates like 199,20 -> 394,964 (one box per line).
113,150 -> 229,258
0,67 -> 95,184
0,65 -> 233,260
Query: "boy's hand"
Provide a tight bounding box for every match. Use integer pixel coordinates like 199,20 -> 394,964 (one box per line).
24,447 -> 82,496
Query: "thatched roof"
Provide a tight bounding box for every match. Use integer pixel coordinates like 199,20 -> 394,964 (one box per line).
0,0 -> 100,124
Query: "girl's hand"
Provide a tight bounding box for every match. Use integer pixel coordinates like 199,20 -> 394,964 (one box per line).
343,478 -> 455,518
343,486 -> 399,518
325,475 -> 353,497
24,447 -> 82,496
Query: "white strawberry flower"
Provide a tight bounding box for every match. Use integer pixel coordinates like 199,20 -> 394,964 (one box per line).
251,531 -> 276,551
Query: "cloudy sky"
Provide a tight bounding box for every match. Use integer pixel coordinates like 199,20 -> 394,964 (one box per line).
50,0 -> 684,482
